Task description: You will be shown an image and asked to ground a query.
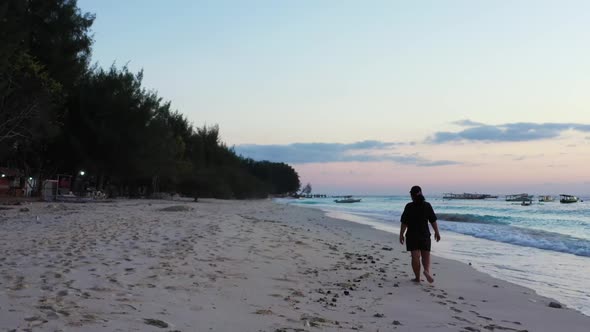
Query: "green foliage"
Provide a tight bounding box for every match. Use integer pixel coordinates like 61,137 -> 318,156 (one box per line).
300,183 -> 312,195
0,0 -> 300,198
0,52 -> 62,174
0,0 -> 93,175
0,53 -> 60,143
25,0 -> 95,92
56,66 -> 155,179
241,159 -> 301,195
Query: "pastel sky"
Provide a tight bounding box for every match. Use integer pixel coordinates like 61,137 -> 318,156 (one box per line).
79,0 -> 590,195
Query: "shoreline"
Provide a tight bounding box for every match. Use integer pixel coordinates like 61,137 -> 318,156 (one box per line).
1,199 -> 588,331
283,198 -> 590,317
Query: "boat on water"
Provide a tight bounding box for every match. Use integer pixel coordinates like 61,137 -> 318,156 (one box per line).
443,193 -> 497,200
334,195 -> 361,203
538,195 -> 555,202
521,200 -> 533,206
559,194 -> 579,204
506,193 -> 534,202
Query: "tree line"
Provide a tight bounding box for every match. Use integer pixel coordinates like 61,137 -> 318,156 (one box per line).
0,0 -> 300,199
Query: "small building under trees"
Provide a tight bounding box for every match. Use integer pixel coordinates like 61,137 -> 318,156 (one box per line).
0,167 -> 23,197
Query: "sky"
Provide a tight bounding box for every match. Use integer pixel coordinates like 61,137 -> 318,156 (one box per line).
78,0 -> 590,195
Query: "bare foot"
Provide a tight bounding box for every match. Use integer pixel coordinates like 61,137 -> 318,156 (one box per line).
423,270 -> 434,283
411,278 -> 421,283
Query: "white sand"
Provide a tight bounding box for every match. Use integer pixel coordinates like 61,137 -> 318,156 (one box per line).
0,199 -> 588,331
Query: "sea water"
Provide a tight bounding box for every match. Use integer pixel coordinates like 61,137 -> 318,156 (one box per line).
276,195 -> 590,316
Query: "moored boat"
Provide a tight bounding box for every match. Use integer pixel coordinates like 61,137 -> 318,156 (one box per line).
506,193 -> 534,202
334,195 -> 361,203
559,194 -> 579,204
443,193 -> 497,200
538,195 -> 555,202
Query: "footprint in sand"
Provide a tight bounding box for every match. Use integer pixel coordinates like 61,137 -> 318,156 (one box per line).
453,316 -> 475,324
423,270 -> 434,283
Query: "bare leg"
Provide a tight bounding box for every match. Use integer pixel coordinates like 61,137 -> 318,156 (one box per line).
410,250 -> 421,282
421,250 -> 434,283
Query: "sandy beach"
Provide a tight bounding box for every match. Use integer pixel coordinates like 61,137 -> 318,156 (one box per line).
1,199 -> 588,331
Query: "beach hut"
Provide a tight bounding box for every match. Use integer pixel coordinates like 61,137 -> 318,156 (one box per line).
42,180 -> 58,201
0,167 -> 23,197
57,174 -> 72,195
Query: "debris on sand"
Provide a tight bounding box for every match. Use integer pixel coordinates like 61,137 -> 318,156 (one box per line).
158,205 -> 193,212
144,318 -> 169,328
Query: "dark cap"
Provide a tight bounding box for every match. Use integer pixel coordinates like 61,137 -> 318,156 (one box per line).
410,185 -> 422,194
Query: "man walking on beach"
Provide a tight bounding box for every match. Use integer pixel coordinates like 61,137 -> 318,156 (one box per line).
399,186 -> 441,283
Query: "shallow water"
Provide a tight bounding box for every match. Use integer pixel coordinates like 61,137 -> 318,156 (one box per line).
277,195 -> 590,316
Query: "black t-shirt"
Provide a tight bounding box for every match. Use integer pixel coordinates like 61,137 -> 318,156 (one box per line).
400,201 -> 437,239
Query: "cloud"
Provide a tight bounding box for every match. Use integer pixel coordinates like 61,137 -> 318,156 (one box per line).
417,160 -> 461,167
504,153 -> 545,161
234,141 -> 460,167
382,154 -> 461,167
452,119 -> 485,127
235,141 -> 397,164
429,120 -> 590,143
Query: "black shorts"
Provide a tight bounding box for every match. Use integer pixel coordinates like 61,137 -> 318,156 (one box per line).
406,237 -> 431,252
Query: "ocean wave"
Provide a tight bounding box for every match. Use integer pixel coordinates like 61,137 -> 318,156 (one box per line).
281,197 -> 590,257
440,222 -> 590,257
294,200 -> 323,205
330,209 -> 590,257
437,213 -> 512,225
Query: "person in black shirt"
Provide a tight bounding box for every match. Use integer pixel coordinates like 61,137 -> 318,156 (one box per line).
399,185 -> 441,283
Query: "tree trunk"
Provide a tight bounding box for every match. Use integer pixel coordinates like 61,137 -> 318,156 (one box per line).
97,172 -> 105,191
151,175 -> 159,196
